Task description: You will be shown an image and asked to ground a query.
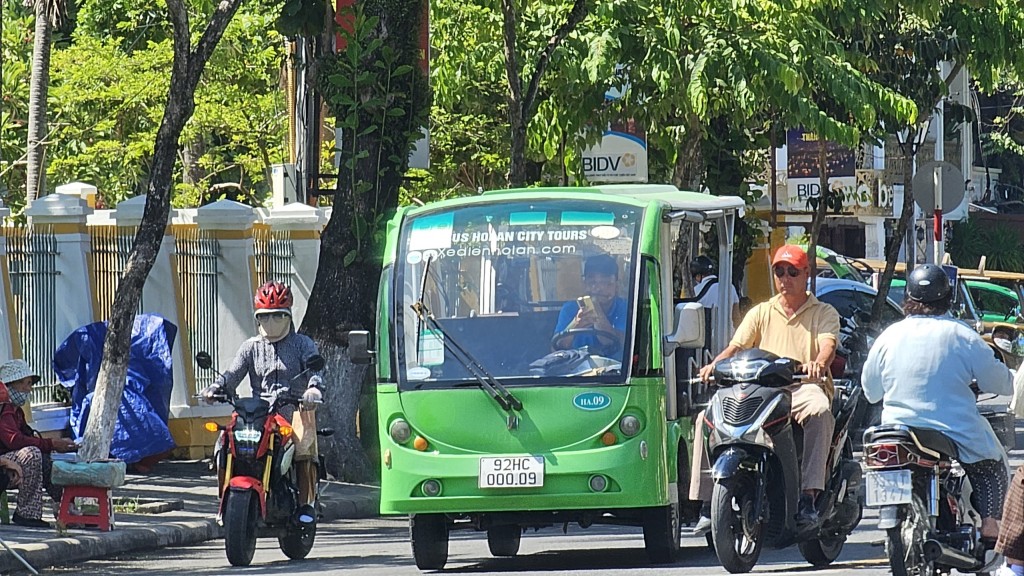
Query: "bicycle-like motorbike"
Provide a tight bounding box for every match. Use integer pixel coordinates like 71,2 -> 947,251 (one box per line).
195,351 -> 331,567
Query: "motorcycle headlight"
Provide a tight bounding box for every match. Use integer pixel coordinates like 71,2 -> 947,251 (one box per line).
234,427 -> 262,443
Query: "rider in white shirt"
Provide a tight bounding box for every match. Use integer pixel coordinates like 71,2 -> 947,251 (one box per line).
862,264 -> 1012,546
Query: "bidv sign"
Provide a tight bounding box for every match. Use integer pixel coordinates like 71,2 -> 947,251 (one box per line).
573,392 -> 612,411
583,131 -> 648,183
786,170 -> 896,217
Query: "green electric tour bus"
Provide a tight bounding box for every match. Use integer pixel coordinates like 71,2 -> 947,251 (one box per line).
348,184 -> 744,570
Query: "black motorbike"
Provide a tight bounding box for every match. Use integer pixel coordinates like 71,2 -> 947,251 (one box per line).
835,307 -> 886,447
701,348 -> 863,573
861,423 -> 1002,576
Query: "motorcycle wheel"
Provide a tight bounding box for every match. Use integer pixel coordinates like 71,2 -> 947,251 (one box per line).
410,513 -> 449,570
487,525 -> 521,557
224,490 -> 259,567
798,536 -> 845,566
711,475 -> 763,574
279,522 -> 316,560
886,495 -> 935,576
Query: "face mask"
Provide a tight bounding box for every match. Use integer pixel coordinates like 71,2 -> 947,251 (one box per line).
257,314 -> 292,342
994,337 -> 1012,353
8,389 -> 30,407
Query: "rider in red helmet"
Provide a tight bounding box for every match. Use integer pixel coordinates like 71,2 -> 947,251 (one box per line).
201,281 -> 324,511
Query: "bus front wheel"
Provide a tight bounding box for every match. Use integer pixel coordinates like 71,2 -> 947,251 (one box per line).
410,514 -> 449,570
642,502 -> 681,564
487,524 -> 521,556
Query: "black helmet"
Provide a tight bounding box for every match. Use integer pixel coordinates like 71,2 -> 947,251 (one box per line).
689,255 -> 715,277
906,264 -> 951,304
712,348 -> 797,387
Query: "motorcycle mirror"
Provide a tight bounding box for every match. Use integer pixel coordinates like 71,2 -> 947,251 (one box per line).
306,354 -> 326,372
195,351 -> 213,370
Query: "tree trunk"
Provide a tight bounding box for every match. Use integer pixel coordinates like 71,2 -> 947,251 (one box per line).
672,118 -> 705,191
302,0 -> 429,482
181,139 -> 206,188
807,137 -> 830,293
672,222 -> 695,299
26,1 -> 52,204
871,127 -> 918,327
669,116 -> 705,296
300,193 -> 381,482
304,341 -> 374,482
508,116 -> 528,187
79,0 -> 244,462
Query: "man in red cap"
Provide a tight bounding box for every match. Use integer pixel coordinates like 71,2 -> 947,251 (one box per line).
688,244 -> 840,532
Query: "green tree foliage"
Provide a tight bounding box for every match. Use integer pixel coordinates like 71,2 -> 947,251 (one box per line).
47,36 -> 171,207
950,218 -> 1024,272
2,0 -> 288,209
431,0 -> 613,189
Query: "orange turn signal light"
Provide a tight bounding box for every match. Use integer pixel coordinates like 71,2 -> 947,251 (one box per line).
601,431 -> 617,446
413,436 -> 429,451
279,425 -> 293,437
204,422 -> 219,433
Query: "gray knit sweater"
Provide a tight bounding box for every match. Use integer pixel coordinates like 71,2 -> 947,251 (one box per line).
214,330 -> 323,405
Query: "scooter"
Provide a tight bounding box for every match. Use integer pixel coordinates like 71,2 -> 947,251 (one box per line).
195,351 -> 329,567
701,348 -> 863,574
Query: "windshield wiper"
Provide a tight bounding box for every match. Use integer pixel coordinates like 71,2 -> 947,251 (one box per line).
411,256 -> 523,412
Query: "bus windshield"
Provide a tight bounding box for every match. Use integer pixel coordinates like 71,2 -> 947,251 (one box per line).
395,199 -> 641,388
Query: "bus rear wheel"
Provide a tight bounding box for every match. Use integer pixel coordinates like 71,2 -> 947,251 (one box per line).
487,525 -> 521,556
410,514 -> 449,570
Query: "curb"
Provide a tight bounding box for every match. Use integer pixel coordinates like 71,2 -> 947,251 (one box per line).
0,492 -> 378,574
0,518 -> 222,574
321,493 -> 379,521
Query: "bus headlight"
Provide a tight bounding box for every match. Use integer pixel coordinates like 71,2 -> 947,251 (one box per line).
390,419 -> 412,444
619,415 -> 641,437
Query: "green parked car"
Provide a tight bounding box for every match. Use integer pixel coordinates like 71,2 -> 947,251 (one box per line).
966,280 -> 1022,323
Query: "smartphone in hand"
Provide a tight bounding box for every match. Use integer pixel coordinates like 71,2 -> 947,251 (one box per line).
577,295 -> 596,314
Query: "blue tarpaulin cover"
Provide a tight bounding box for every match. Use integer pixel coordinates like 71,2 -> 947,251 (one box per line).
52,314 -> 177,464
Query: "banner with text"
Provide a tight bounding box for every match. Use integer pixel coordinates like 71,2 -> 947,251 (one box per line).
583,119 -> 648,183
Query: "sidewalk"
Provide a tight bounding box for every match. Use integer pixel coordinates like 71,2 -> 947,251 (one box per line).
0,460 -> 379,574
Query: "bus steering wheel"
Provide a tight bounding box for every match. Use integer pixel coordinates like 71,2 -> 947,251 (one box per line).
551,328 -> 623,353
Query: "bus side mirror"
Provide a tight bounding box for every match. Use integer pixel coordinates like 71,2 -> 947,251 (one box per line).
664,302 -> 705,355
348,330 -> 376,365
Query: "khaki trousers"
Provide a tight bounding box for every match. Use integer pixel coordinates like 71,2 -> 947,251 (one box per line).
689,382 -> 835,501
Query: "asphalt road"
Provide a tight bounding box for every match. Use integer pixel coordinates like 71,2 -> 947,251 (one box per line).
40,401 -> 1021,575
41,515 -> 895,575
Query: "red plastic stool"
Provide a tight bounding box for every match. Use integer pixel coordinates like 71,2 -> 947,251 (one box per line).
58,485 -> 113,531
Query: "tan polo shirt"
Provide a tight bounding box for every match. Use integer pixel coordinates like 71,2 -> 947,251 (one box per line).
730,292 -> 840,386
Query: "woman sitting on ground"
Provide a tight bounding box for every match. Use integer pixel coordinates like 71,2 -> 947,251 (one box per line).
0,360 -> 77,527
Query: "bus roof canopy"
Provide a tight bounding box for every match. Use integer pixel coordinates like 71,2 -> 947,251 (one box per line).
591,184 -> 746,212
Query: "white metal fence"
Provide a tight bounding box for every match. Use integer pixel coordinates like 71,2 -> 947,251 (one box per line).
5,226 -> 61,404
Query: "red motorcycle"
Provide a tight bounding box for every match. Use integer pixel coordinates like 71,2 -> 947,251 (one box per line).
196,351 -> 329,566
